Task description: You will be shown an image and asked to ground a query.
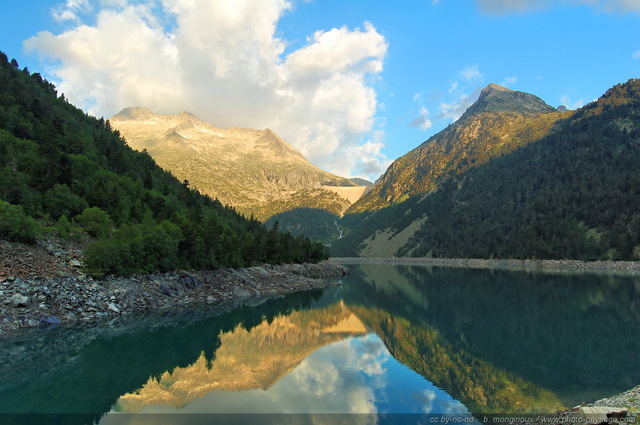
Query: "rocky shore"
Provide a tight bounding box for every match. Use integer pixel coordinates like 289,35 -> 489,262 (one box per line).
0,239 -> 349,337
537,385 -> 640,424
334,257 -> 640,275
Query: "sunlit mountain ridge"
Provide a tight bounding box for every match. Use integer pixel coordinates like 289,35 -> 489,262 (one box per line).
111,107 -> 369,221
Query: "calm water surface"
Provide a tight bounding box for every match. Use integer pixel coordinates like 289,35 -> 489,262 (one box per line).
1,263 -> 639,424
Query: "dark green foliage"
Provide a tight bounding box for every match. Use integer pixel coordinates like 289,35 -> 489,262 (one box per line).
0,200 -> 41,242
75,207 -> 114,238
43,184 -> 89,219
265,208 -> 341,242
54,215 -> 72,238
333,79 -> 640,260
0,52 -> 327,275
83,220 -> 183,276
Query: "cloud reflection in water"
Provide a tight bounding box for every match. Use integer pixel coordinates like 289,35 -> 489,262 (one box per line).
126,334 -> 469,416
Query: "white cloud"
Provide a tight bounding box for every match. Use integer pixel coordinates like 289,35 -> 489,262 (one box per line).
24,0 -> 388,180
411,90 -> 434,132
475,0 -> 640,14
461,64 -> 483,82
438,93 -> 475,121
420,390 -> 437,413
437,66 -> 484,122
333,133 -> 393,180
633,50 -> 640,59
583,0 -> 640,12
474,0 -> 550,14
501,76 -> 518,86
410,106 -> 433,130
52,0 -> 92,23
560,94 -> 585,110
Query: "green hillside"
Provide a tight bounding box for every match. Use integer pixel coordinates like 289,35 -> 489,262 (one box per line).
348,84 -> 569,213
0,52 -> 328,275
265,208 -> 341,243
332,79 -> 640,260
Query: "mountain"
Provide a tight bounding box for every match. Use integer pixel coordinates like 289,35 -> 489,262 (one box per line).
348,84 -> 568,213
349,177 -> 374,186
332,79 -> 640,260
461,83 -> 557,117
115,303 -> 367,412
110,107 -> 367,220
0,52 -> 328,275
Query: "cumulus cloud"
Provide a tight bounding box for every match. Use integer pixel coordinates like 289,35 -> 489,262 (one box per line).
501,76 -> 518,87
437,65 -> 484,121
460,64 -> 483,82
475,0 -> 640,14
52,0 -> 92,23
24,0 -> 389,179
438,92 -> 475,121
410,106 -> 433,130
560,94 -> 585,110
410,91 -> 433,131
328,131 -> 393,179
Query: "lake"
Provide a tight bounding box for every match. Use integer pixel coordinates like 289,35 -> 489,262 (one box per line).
1,263 -> 639,425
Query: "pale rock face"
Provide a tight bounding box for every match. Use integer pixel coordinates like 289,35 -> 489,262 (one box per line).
111,108 -> 368,220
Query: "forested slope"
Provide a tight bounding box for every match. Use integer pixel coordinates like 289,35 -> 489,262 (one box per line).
333,79 -> 640,260
0,52 -> 327,276
348,84 -> 568,213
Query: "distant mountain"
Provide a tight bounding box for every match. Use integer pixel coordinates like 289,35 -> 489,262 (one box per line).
349,177 -> 373,186
348,84 -> 568,213
111,108 -> 367,220
461,83 -> 557,117
332,79 -> 640,260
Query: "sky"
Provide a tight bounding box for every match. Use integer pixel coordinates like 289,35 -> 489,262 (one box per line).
1,0 -> 639,181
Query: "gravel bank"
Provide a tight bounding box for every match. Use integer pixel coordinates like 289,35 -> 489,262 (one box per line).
333,257 -> 640,275
0,239 -> 349,338
590,385 -> 640,415
537,386 -> 640,424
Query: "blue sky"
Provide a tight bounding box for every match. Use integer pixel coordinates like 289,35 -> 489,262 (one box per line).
1,0 -> 639,181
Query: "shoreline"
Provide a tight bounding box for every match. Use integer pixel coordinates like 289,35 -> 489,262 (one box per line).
332,257 -> 640,275
2,245 -> 638,419
0,259 -> 349,338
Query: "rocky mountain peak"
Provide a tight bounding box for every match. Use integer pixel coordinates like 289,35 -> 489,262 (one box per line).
112,106 -> 159,121
113,107 -> 207,127
110,108 -> 362,220
481,83 -> 513,95
461,83 -> 557,119
348,83 -> 570,213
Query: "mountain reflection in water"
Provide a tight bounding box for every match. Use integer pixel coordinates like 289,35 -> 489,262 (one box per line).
1,263 -> 639,424
340,264 -> 640,411
111,301 -> 468,416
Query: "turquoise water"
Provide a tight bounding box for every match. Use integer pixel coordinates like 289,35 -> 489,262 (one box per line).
1,264 -> 639,424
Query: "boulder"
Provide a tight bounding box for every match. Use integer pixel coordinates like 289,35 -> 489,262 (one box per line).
10,293 -> 30,307
39,315 -> 61,329
68,259 -> 82,268
178,276 -> 201,290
